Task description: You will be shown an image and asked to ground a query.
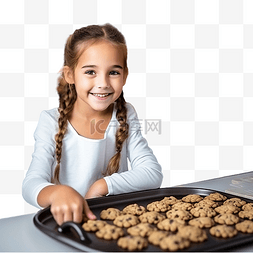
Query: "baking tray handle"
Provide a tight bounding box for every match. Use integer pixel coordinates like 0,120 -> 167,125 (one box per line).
58,222 -> 91,243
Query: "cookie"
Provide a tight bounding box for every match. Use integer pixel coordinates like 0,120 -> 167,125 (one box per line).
235,220 -> 253,233
172,201 -> 193,211
157,218 -> 185,232
166,209 -> 193,221
95,224 -> 124,240
147,201 -> 171,212
210,225 -> 238,238
204,192 -> 227,201
188,217 -> 215,228
100,208 -> 122,220
194,199 -> 219,208
139,211 -> 165,224
215,204 -> 240,214
242,203 -> 253,211
148,230 -> 169,246
82,220 -> 107,232
182,194 -> 203,203
161,196 -> 178,205
190,206 -> 216,218
113,214 -> 139,228
214,214 -> 240,225
160,235 -> 190,251
127,223 -> 157,237
117,235 -> 148,251
122,203 -> 146,215
238,210 -> 253,220
177,225 -> 207,242
223,198 -> 246,207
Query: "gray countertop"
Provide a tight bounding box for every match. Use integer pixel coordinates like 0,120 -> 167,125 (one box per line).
180,171 -> 253,200
0,171 -> 253,252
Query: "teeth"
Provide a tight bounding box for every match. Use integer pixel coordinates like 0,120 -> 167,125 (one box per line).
91,93 -> 110,98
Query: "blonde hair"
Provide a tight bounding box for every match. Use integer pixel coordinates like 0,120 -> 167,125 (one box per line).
54,24 -> 129,182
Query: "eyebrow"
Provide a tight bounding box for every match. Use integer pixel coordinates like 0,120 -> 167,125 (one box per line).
82,64 -> 123,69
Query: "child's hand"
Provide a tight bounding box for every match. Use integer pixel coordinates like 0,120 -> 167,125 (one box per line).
85,179 -> 108,199
38,185 -> 96,225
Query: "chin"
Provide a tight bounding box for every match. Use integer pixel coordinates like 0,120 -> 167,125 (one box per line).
91,104 -> 112,112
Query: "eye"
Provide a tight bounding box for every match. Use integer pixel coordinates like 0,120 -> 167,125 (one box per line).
110,70 -> 120,75
85,70 -> 96,75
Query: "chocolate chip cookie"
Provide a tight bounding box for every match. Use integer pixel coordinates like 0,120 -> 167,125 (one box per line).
242,203 -> 253,211
224,198 -> 246,207
139,211 -> 165,224
160,235 -> 191,251
157,218 -> 185,232
148,230 -> 170,246
238,210 -> 253,220
161,196 -> 178,205
190,206 -> 216,218
122,203 -> 146,215
82,220 -> 108,232
210,225 -> 238,238
95,224 -> 124,240
182,194 -> 203,203
117,235 -> 148,251
113,214 -> 139,228
147,201 -> 171,212
188,217 -> 215,228
204,192 -> 227,201
127,223 -> 157,237
166,209 -> 193,221
215,204 -> 240,214
214,214 -> 240,225
194,199 -> 219,208
100,208 -> 122,220
172,201 -> 193,211
235,220 -> 253,233
177,225 -> 207,242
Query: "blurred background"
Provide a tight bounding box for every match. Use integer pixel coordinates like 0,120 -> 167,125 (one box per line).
0,0 -> 252,219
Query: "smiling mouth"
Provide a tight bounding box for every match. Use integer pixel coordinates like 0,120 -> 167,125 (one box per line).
90,93 -> 112,98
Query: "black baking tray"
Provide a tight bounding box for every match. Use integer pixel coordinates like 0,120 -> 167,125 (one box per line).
33,187 -> 253,252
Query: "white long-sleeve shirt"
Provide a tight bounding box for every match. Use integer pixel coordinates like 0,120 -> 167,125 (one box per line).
22,102 -> 163,208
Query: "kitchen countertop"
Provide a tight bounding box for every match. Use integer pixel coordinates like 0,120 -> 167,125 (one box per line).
0,171 -> 253,252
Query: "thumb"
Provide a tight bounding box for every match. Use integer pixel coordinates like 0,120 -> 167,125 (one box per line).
83,200 -> 96,220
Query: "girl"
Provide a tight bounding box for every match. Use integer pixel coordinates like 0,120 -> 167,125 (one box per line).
22,23 -> 163,225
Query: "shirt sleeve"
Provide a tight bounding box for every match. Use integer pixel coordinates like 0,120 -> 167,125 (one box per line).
22,110 -> 56,208
104,103 -> 163,195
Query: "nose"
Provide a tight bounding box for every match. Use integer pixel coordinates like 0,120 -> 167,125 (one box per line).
96,74 -> 110,89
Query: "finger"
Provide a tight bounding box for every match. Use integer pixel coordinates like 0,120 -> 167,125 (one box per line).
63,209 -> 73,223
83,200 -> 96,220
54,211 -> 64,226
51,206 -> 64,226
73,205 -> 83,223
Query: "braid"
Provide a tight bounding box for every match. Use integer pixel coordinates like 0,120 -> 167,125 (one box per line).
105,92 -> 129,176
54,79 -> 77,183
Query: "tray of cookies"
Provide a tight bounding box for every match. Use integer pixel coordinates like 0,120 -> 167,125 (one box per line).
33,187 -> 253,252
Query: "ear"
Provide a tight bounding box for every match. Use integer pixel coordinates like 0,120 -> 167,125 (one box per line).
63,66 -> 75,84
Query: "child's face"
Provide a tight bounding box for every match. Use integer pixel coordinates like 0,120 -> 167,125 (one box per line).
65,40 -> 127,114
